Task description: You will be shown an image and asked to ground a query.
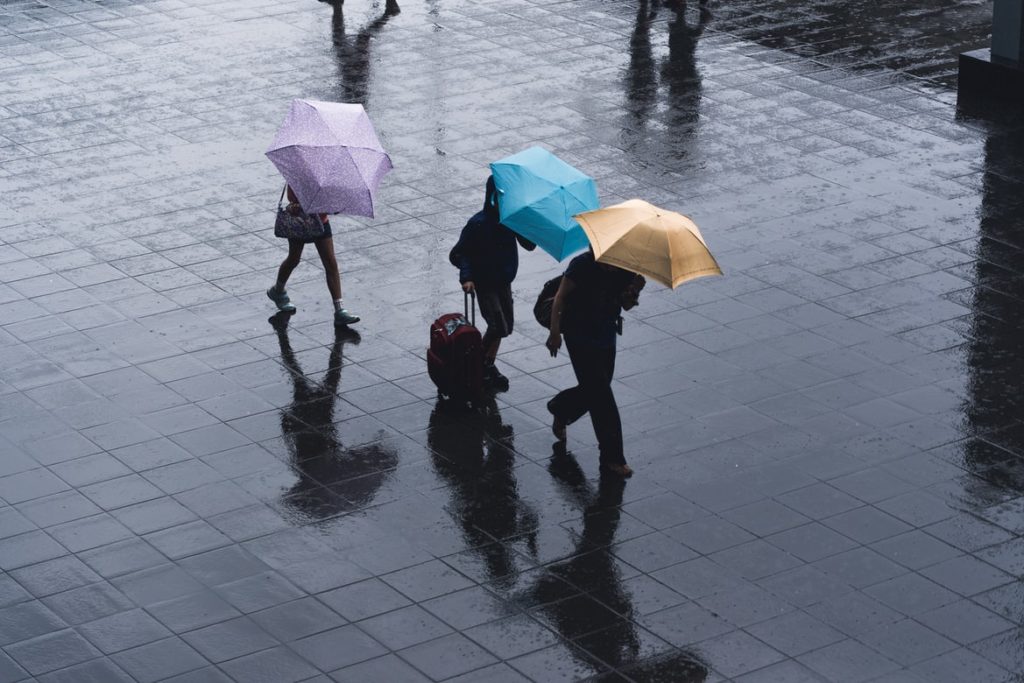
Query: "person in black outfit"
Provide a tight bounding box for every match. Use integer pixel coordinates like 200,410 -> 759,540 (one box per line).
449,177 -> 536,390
545,251 -> 645,478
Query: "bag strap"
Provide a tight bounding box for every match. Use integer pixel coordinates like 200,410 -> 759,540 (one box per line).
277,184 -> 288,209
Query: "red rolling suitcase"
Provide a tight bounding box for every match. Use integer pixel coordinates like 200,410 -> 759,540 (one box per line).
427,292 -> 484,404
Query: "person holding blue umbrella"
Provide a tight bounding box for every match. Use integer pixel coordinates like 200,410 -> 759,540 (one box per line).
489,146 -> 599,262
449,177 -> 536,391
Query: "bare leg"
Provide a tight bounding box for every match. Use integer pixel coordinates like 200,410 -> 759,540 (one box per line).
313,237 -> 342,302
276,240 -> 305,288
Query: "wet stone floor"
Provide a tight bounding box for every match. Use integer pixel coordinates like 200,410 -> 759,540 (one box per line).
1,0 -> 1023,681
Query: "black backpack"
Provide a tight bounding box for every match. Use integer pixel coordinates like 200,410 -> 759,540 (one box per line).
533,276 -> 562,329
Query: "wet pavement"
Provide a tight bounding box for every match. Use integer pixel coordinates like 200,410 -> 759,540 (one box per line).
1,0 -> 1023,681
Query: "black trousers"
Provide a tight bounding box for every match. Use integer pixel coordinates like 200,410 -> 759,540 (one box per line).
548,335 -> 625,466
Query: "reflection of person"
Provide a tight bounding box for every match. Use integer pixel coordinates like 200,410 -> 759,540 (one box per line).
661,0 -> 709,159
267,185 -> 360,327
545,251 -> 646,478
330,0 -> 400,106
449,177 -> 537,391
427,397 -> 538,587
623,0 -> 659,145
272,314 -> 397,518
526,447 -> 707,679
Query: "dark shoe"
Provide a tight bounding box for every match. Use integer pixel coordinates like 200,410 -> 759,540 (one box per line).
483,365 -> 509,392
547,399 -> 566,441
334,308 -> 360,326
552,415 -> 566,441
600,463 -> 634,479
267,286 -> 296,313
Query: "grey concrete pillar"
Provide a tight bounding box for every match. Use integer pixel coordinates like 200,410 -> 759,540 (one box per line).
958,0 -> 1024,103
991,0 -> 1024,64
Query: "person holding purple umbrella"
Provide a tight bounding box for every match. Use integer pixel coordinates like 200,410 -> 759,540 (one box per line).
265,99 -> 393,327
267,185 -> 360,327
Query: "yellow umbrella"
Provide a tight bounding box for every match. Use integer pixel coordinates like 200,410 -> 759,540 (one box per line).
574,199 -> 722,289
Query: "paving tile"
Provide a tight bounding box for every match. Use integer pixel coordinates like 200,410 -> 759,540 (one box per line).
767,522 -> 859,562
111,637 -> 208,683
147,589 -> 242,634
918,599 -> 1017,646
919,555 -> 1014,597
910,647 -> 1015,683
734,659 -> 829,683
641,601 -> 734,647
9,556 -> 100,598
250,598 -> 344,642
812,547 -> 907,588
798,637 -> 902,682
218,645 -> 319,683
870,530 -> 962,570
0,601 -> 66,646
0,468 -> 70,505
42,582 -> 134,626
35,658 -> 134,683
697,629 -> 786,678
0,530 -> 67,571
420,585 -> 511,631
865,572 -> 960,617
398,632 -> 499,680
215,572 -> 305,614
665,515 -> 756,555
4,629 -> 100,676
861,618 -> 958,665
357,605 -> 454,651
507,643 -> 608,683
180,617 -> 278,663
112,497 -> 198,535
78,608 -> 172,654
746,609 -> 845,657
288,625 -> 386,671
463,614 -> 560,661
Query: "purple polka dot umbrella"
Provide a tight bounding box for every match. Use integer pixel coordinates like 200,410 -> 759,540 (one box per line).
266,99 -> 393,217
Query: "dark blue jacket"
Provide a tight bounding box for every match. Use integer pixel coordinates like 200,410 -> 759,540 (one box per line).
449,177 -> 535,286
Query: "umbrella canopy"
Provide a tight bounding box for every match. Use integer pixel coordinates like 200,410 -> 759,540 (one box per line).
266,99 -> 392,217
574,199 -> 722,289
489,147 -> 599,261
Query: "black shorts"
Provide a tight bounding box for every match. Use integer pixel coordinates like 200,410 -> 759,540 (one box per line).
289,220 -> 333,245
476,283 -> 514,338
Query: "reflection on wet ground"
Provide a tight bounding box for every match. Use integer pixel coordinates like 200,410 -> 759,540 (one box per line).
0,0 -> 1023,680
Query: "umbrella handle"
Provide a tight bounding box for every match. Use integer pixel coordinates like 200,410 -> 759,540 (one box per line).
277,184 -> 287,209
465,290 -> 476,327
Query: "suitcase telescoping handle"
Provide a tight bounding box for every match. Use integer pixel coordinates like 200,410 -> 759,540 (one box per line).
465,290 -> 476,327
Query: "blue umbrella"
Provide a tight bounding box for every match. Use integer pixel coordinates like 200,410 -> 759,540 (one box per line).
489,147 -> 599,261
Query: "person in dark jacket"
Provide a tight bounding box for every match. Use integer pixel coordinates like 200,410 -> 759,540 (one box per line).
449,176 -> 535,390
545,250 -> 645,478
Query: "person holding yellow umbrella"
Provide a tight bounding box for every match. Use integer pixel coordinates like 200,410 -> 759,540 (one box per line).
545,199 -> 721,478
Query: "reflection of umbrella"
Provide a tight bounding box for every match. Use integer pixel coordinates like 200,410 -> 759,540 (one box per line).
574,199 -> 722,288
265,99 -> 392,217
489,147 -> 598,261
